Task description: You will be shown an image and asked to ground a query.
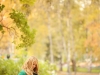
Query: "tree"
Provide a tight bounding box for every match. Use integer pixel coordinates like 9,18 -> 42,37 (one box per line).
0,0 -> 36,49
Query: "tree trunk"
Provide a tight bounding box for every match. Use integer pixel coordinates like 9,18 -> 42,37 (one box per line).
59,54 -> 63,71
66,9 -> 71,75
66,0 -> 72,75
47,7 -> 54,63
71,58 -> 76,75
57,0 -> 66,71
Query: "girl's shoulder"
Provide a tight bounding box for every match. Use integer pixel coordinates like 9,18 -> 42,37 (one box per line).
18,70 -> 27,75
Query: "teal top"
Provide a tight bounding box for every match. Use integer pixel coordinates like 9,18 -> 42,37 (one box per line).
18,70 -> 27,75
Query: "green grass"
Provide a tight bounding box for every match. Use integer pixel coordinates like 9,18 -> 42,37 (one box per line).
92,68 -> 100,73
59,67 -> 100,73
77,67 -> 87,72
77,67 -> 100,73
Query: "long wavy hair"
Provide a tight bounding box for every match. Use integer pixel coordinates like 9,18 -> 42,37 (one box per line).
22,56 -> 38,75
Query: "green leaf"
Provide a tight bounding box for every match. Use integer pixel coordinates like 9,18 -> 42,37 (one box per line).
1,30 -> 5,34
0,25 -> 3,31
20,0 -> 36,5
0,4 -> 5,12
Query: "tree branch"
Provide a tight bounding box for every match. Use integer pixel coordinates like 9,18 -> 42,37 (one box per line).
0,22 -> 18,37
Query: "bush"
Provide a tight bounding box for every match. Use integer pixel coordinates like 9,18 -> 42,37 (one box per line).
0,58 -> 56,75
39,61 -> 56,75
0,58 -> 24,75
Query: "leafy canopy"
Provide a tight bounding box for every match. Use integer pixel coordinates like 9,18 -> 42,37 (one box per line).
0,3 -> 35,48
9,9 -> 35,48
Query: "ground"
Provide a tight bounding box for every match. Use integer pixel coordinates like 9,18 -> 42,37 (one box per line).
57,71 -> 100,75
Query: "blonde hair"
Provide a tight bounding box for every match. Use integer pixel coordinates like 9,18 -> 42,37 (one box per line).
22,56 -> 38,75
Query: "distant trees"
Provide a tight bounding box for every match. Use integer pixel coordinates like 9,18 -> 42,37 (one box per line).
0,0 -> 98,72
29,0 -> 100,67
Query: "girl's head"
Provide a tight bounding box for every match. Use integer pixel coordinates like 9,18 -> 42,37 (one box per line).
22,56 -> 38,75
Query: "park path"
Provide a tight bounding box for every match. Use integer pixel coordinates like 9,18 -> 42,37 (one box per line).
57,71 -> 100,75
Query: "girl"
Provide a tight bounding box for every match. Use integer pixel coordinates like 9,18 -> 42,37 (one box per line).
18,56 -> 38,75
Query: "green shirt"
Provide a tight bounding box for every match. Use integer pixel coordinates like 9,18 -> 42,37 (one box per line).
18,70 -> 27,75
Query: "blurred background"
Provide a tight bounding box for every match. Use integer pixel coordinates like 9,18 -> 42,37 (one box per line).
0,0 -> 100,75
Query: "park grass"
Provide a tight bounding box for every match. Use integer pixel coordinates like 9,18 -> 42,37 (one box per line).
62,67 -> 100,73
76,67 -> 100,73
77,67 -> 100,73
91,68 -> 100,73
77,67 -> 87,72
